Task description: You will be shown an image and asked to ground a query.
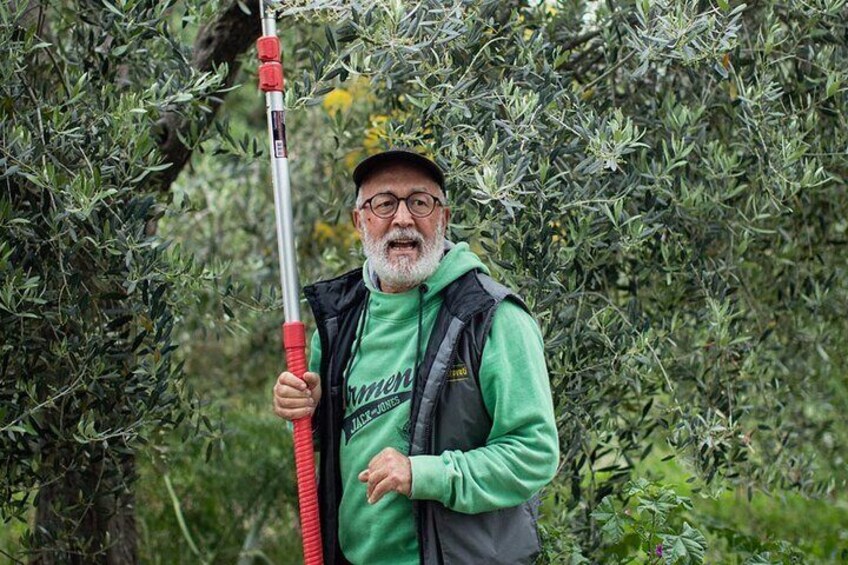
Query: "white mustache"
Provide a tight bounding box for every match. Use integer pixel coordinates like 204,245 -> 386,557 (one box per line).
381,228 -> 424,251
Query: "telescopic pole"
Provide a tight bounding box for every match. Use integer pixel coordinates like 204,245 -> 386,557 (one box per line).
256,2 -> 323,563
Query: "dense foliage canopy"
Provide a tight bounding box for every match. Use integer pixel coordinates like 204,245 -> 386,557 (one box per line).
2,0 -> 846,562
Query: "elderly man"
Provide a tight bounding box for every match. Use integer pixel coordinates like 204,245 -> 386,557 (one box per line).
272,149 -> 558,565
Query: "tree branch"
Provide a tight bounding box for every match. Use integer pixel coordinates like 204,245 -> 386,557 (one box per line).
153,1 -> 265,192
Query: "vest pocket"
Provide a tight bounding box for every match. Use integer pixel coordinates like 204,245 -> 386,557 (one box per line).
431,501 -> 541,565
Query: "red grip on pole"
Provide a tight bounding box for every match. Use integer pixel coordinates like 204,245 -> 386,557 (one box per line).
283,321 -> 323,565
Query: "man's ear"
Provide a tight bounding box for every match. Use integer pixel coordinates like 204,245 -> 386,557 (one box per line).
351,208 -> 362,232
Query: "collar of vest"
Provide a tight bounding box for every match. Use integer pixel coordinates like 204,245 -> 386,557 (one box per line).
303,267 -> 366,325
304,266 -> 502,323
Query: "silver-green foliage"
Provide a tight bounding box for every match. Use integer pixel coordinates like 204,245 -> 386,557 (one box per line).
272,0 -> 848,553
0,0 -> 228,556
3,0 -> 848,560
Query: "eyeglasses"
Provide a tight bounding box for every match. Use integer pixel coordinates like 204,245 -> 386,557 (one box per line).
360,191 -> 444,219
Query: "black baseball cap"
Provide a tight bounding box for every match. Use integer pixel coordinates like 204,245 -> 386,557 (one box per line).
352,149 -> 445,192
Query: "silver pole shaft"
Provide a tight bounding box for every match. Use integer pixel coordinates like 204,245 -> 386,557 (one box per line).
261,3 -> 301,322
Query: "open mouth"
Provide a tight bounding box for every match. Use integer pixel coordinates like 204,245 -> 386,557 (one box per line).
388,239 -> 420,251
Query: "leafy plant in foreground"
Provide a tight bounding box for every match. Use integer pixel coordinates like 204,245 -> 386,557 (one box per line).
593,479 -> 706,564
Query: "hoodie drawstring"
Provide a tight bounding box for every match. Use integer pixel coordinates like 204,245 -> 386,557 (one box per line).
415,284 -> 427,379
342,295 -> 370,404
344,284 -> 426,400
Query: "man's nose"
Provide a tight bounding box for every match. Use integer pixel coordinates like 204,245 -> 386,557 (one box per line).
391,199 -> 415,227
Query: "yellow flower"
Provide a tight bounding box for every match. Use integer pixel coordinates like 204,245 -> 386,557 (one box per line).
344,150 -> 363,172
548,220 -> 567,243
323,88 -> 353,117
363,114 -> 389,151
313,220 -> 336,243
313,220 -> 360,247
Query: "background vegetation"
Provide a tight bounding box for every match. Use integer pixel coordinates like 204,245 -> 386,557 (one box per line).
2,0 -> 847,563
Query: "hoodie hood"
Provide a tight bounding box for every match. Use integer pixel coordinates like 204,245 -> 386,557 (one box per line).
423,240 -> 490,295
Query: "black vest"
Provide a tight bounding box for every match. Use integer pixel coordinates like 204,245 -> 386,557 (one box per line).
304,268 -> 542,565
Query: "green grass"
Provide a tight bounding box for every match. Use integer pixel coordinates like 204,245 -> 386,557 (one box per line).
0,511 -> 30,563
637,451 -> 848,563
135,391 -> 304,564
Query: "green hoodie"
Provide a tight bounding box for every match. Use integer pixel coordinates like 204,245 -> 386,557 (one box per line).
308,242 -> 558,565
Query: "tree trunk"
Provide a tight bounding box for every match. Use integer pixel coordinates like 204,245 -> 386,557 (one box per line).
154,0 -> 263,193
31,454 -> 137,565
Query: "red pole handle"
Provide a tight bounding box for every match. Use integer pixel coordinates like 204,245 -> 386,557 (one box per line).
283,321 -> 323,564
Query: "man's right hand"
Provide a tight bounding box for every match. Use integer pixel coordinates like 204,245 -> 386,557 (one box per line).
272,371 -> 322,421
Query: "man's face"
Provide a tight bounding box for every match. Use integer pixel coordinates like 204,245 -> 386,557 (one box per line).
352,162 -> 450,292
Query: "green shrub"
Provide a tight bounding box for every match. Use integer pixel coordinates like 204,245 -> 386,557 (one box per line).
136,393 -> 300,564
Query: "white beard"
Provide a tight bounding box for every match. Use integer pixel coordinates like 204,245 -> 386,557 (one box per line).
362,217 -> 445,290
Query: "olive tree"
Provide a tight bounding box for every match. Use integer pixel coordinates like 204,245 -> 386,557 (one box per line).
268,0 -> 848,557
4,0 -> 847,562
0,0 -> 263,560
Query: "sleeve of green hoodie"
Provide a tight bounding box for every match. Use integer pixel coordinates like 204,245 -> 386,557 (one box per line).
408,300 -> 560,513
